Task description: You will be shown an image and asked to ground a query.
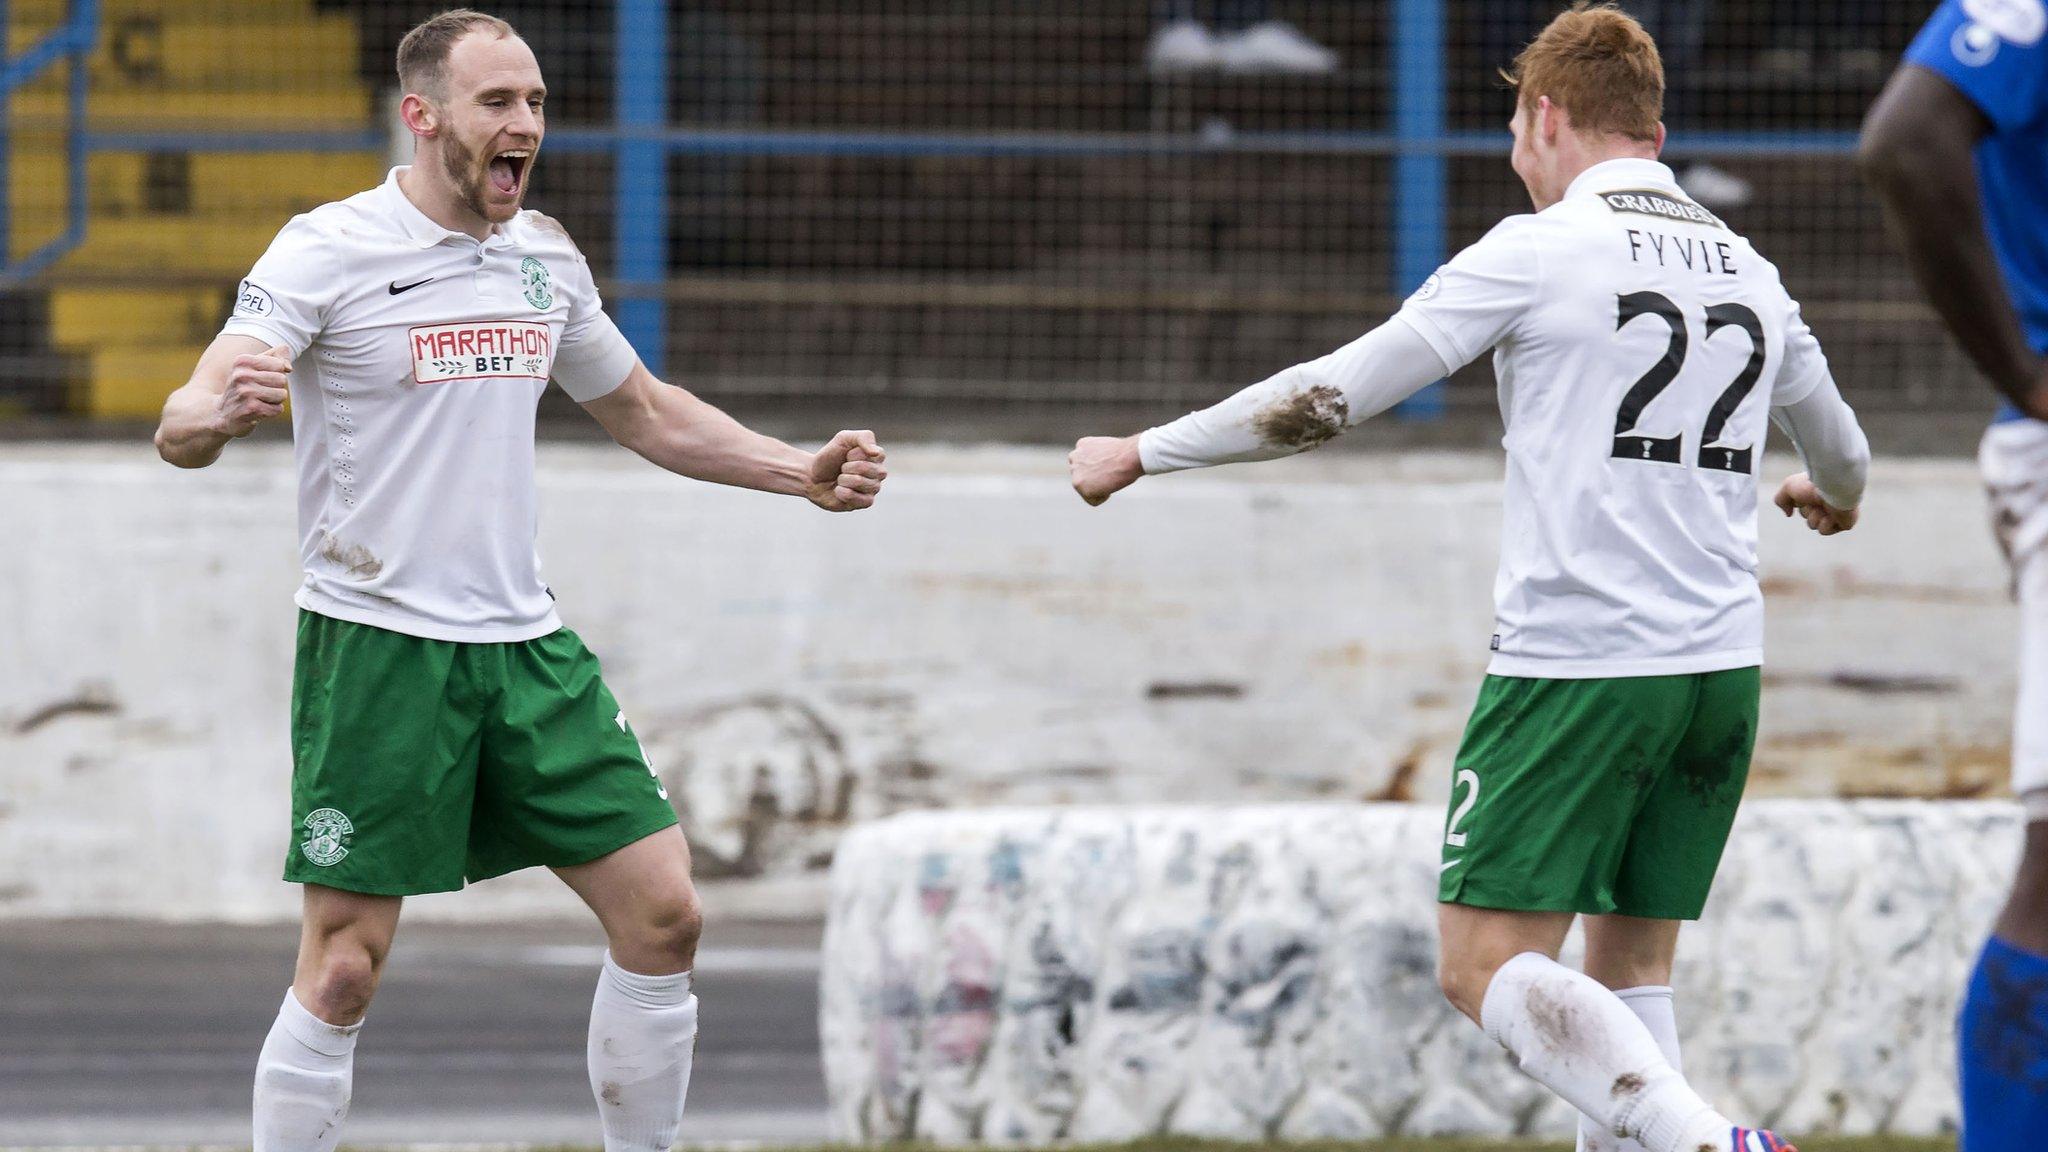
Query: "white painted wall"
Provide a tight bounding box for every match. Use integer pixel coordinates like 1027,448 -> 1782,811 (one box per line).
819,802 -> 2017,1142
0,444 -> 2021,920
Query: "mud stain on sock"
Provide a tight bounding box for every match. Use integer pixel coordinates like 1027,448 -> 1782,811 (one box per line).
1526,983 -> 1579,1047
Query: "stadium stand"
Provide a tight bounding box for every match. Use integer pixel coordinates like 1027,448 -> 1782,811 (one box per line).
0,1 -> 1993,432
7,0 -> 381,416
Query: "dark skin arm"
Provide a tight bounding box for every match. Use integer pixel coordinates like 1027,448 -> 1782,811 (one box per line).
1858,63 -> 2048,415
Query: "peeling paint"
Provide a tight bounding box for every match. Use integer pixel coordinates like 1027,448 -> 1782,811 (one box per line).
822,802 -> 2019,1141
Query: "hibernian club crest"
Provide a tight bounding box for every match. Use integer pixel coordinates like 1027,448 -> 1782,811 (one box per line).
520,257 -> 554,310
301,807 -> 354,867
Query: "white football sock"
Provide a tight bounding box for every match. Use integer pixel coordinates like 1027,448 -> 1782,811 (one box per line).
588,951 -> 699,1152
1576,986 -> 1683,1152
253,987 -> 362,1152
1483,953 -> 1732,1152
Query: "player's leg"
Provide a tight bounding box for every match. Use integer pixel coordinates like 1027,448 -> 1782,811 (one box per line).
468,627 -> 692,1152
1962,819 -> 2048,1152
1606,665 -> 1783,1152
254,886 -> 401,1152
1436,672 -> 1760,1152
556,825 -> 703,973
257,610 -> 483,1152
292,884 -> 405,1023
1576,915 -> 1686,1152
556,828 -> 702,1152
1576,697 -> 1727,1152
1987,816 -> 2048,972
1439,904 -> 1738,1152
1960,453 -> 2048,1150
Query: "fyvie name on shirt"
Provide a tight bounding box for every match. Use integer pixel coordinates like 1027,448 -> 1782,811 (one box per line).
1624,229 -> 1739,277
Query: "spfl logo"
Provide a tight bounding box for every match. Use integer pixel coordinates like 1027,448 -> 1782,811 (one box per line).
520,257 -> 554,310
235,280 -> 275,317
300,807 -> 354,867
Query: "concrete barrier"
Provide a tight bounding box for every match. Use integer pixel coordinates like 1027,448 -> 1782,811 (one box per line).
819,801 -> 2017,1142
0,444 -> 2022,920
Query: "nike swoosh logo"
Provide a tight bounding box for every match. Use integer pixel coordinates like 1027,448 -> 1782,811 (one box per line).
389,277 -> 435,295
1439,858 -> 1463,874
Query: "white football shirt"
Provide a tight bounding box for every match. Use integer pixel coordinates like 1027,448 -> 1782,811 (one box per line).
221,167 -> 638,643
1395,158 -> 1832,678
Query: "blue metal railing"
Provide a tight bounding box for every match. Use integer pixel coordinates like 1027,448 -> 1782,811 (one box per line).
0,0 -> 98,286
1392,0 -> 1447,417
613,0 -> 668,374
0,0 -> 1865,394
73,125 -> 1863,161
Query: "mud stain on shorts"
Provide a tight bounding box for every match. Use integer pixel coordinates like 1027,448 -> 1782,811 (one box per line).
1675,723 -> 1752,802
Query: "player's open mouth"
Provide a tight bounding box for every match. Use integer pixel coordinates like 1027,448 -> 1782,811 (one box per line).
489,150 -> 530,196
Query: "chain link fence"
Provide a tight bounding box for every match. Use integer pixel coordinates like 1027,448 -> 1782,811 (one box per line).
0,1 -> 1991,439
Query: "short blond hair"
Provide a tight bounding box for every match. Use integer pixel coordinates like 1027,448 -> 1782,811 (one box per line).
1505,2 -> 1664,143
397,9 -> 518,98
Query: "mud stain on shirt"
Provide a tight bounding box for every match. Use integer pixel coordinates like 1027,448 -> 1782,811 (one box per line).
1252,383 -> 1350,450
319,534 -> 384,580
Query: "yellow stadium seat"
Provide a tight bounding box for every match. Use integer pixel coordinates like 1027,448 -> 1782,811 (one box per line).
7,15 -> 360,90
7,0 -> 386,414
83,344 -> 212,418
50,287 -> 223,348
10,86 -> 373,131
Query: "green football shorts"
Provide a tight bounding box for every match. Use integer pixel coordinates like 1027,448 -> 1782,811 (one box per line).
285,610 -> 679,895
1436,666 -> 1759,921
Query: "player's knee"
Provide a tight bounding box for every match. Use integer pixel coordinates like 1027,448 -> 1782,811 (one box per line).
304,944 -> 382,1021
1437,952 -> 1488,1022
632,886 -> 703,968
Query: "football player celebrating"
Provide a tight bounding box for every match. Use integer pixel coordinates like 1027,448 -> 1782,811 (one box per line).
1070,6 -> 1868,1151
154,10 -> 886,1151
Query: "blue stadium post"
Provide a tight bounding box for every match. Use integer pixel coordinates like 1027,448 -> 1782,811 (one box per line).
0,0 -> 12,267
1392,0 -> 1447,418
614,0 -> 667,374
64,0 -> 94,258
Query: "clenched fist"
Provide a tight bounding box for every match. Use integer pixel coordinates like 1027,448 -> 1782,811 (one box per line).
808,429 -> 888,511
214,343 -> 293,437
1068,434 -> 1143,506
1774,471 -> 1859,536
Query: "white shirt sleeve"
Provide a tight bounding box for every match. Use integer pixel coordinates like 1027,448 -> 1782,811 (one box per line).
552,253 -> 639,403
1770,294 -> 1831,407
1770,371 -> 1870,510
1393,215 -> 1542,372
218,215 -> 338,357
1137,317 -> 1456,473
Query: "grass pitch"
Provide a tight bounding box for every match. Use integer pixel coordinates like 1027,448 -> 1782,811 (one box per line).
55,1132 -> 1967,1150
598,1131 -> 1957,1139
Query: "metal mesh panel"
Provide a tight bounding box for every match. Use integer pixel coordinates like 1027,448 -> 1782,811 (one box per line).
0,1 -> 1994,433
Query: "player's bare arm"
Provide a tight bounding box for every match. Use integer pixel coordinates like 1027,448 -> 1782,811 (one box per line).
1067,318 -> 1449,505
582,359 -> 888,511
153,335 -> 293,469
1861,64 -> 2048,416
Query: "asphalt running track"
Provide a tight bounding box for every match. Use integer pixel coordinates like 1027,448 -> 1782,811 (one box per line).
0,919 -> 830,1147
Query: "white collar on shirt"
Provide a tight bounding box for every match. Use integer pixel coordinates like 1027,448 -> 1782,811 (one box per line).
379,166 -> 524,250
1562,156 -> 1681,201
